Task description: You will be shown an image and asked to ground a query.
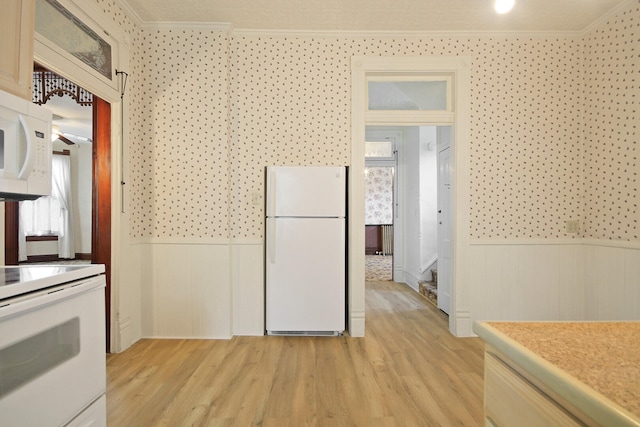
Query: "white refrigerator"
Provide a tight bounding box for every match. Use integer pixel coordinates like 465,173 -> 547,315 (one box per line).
265,166 -> 346,336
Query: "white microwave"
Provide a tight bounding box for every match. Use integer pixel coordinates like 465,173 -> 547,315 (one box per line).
0,89 -> 52,201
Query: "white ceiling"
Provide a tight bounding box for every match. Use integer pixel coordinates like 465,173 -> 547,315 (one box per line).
120,0 -> 628,33
47,95 -> 93,144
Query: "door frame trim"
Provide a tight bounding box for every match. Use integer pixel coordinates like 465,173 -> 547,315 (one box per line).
32,0 -> 130,351
351,56 -> 472,337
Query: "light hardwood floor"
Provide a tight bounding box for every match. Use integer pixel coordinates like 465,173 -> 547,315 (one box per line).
106,281 -> 485,426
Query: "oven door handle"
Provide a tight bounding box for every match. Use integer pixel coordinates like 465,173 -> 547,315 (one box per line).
0,277 -> 105,320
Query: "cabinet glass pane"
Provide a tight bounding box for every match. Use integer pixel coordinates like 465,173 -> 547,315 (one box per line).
368,81 -> 447,111
35,0 -> 112,80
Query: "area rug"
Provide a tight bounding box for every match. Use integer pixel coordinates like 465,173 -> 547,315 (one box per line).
365,255 -> 392,281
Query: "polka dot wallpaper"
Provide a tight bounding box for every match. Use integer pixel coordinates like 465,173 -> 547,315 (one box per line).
131,30 -> 231,238
229,37 -> 352,238
102,2 -> 637,242
230,35 -> 585,239
468,37 -> 584,239
94,0 -> 138,37
583,3 -> 639,240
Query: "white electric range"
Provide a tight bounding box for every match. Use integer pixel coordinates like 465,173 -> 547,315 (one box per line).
0,264 -> 107,427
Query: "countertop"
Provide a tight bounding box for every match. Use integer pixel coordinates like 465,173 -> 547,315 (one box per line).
473,321 -> 640,427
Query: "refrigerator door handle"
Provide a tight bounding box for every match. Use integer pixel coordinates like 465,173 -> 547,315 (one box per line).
268,219 -> 276,264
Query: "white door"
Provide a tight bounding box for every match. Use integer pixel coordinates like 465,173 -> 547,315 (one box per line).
437,147 -> 451,314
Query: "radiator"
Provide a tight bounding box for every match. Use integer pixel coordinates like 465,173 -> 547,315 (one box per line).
382,225 -> 393,256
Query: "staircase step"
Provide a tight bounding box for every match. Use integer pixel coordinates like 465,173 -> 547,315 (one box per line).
419,281 -> 438,307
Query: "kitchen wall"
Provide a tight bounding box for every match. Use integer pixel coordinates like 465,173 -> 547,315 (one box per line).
87,0 -> 639,345
219,33 -> 588,336
130,28 -> 233,338
469,1 -> 639,323
129,30 -> 231,239
228,35 -> 589,241
582,3 -> 640,319
583,5 -> 638,242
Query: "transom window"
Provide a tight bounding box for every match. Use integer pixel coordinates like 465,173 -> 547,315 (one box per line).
367,76 -> 451,112
365,74 -> 454,125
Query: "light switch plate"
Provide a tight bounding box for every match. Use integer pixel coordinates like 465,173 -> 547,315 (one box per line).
565,220 -> 579,233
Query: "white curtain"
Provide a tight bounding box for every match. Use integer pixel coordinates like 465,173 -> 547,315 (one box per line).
19,154 -> 75,260
52,154 -> 75,259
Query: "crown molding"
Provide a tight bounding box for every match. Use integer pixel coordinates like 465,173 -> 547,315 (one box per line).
141,21 -> 232,31
581,0 -> 637,36
114,0 -> 634,37
113,0 -> 231,31
232,28 -> 584,39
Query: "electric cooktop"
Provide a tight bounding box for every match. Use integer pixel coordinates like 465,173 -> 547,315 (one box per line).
0,264 -> 105,300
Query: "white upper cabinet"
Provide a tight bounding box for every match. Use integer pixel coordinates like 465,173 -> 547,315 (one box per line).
0,0 -> 36,100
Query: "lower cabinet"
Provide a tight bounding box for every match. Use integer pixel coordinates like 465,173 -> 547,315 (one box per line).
484,350 -> 588,427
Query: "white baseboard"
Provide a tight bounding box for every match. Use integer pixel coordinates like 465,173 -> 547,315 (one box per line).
452,310 -> 474,337
349,309 -> 365,337
403,271 -> 421,292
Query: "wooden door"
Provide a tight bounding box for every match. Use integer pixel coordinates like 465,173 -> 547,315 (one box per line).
92,97 -> 111,350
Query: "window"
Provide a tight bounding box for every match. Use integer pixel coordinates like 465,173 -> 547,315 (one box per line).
368,80 -> 449,111
34,0 -> 118,92
19,154 -> 75,260
35,0 -> 112,80
20,196 -> 62,236
365,140 -> 395,159
365,75 -> 454,125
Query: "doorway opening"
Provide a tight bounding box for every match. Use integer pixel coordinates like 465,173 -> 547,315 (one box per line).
4,65 -> 113,349
364,166 -> 394,281
364,130 -> 398,282
364,125 -> 450,315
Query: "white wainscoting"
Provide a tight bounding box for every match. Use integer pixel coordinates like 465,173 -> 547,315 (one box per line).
122,238 -> 639,346
583,241 -> 640,320
469,242 -> 585,323
114,241 -> 143,352
468,240 -> 640,327
140,240 -> 233,339
231,241 -> 265,336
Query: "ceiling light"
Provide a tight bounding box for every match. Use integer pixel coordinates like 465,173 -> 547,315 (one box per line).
495,0 -> 515,14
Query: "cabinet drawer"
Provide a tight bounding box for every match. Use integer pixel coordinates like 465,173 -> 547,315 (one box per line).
485,353 -> 585,427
